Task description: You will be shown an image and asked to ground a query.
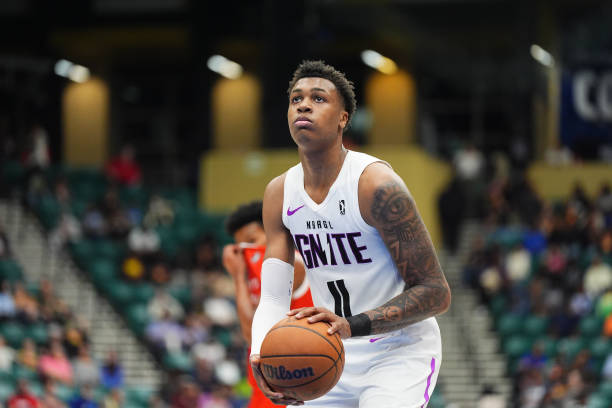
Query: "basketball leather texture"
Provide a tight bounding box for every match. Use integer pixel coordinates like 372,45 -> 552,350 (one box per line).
260,317 -> 345,401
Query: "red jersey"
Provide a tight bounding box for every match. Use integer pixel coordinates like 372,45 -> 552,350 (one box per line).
8,394 -> 40,408
242,245 -> 313,408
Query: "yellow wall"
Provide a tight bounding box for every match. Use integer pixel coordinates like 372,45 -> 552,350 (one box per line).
63,77 -> 109,167
365,70 -> 417,145
200,146 -> 451,247
212,74 -> 261,149
528,162 -> 612,200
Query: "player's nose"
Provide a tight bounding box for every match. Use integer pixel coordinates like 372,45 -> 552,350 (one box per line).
297,102 -> 312,113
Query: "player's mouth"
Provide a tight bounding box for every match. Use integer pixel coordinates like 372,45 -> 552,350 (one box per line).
294,116 -> 313,129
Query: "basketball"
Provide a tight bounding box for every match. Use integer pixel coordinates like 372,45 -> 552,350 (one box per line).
259,316 -> 345,401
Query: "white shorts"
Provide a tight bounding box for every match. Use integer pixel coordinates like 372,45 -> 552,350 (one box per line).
304,318 -> 442,408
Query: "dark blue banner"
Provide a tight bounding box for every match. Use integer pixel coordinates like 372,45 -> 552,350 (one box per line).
560,68 -> 612,157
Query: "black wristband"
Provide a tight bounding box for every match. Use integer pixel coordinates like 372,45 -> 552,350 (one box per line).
346,313 -> 371,337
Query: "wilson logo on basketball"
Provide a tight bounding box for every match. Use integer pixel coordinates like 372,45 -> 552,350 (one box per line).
262,364 -> 315,381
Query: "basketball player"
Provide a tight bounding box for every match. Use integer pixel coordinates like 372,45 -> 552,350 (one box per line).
249,60 -> 451,407
223,201 -> 313,408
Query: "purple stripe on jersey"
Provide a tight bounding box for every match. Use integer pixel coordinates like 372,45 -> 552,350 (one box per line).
421,357 -> 436,408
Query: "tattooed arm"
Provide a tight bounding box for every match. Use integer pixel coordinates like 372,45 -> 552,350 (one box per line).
355,162 -> 451,334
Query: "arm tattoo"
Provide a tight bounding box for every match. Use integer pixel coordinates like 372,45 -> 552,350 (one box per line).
366,181 -> 450,334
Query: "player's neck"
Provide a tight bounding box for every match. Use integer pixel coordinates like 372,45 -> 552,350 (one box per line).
300,142 -> 348,195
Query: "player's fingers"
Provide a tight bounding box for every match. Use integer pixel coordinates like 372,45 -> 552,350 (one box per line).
293,307 -> 320,318
287,307 -> 309,316
306,311 -> 332,323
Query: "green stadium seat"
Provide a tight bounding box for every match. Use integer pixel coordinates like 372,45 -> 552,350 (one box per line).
95,240 -> 124,263
126,304 -> 150,336
28,380 -> 43,397
12,364 -> 38,382
70,240 -> 95,269
107,280 -> 135,306
54,383 -> 74,402
25,323 -> 49,345
503,335 -> 532,360
169,286 -> 191,309
36,196 -> 61,230
556,337 -> 586,362
89,259 -> 118,286
534,336 -> 558,357
162,351 -> 193,372
133,283 -> 155,304
0,259 -> 24,282
1,322 -> 25,348
524,315 -> 548,338
489,296 -> 507,321
598,380 -> 612,400
0,380 -> 15,402
586,393 -> 610,408
497,313 -> 523,338
125,386 -> 154,406
580,315 -> 603,339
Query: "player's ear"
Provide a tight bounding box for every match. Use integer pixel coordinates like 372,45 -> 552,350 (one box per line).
339,111 -> 349,130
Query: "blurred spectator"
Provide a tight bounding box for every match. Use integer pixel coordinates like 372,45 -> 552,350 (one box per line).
148,288 -> 184,322
150,261 -> 171,285
82,205 -> 107,239
41,380 -> 67,408
49,180 -> 82,250
18,338 -> 39,371
0,280 -> 17,319
72,346 -> 99,388
127,223 -> 160,256
438,177 -> 465,254
64,319 -> 89,359
477,384 -> 506,408
22,124 -> 51,209
0,224 -> 11,258
122,254 -> 146,281
144,195 -> 175,227
7,379 -> 40,408
505,244 -> 530,283
106,145 -> 141,186
170,376 -> 200,408
0,335 -> 15,372
602,353 -> 612,381
183,314 -> 209,349
583,256 -> 612,299
13,282 -> 39,322
454,142 -> 484,181
100,351 -> 123,390
100,189 -> 131,239
39,279 -> 70,323
102,389 -> 123,408
68,385 -> 98,408
596,183 -> 612,225
146,311 -> 185,353
39,340 -> 73,385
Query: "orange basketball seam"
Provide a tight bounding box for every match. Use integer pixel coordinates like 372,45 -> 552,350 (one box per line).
266,323 -> 342,358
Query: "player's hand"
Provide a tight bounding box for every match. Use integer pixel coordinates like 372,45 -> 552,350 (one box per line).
249,354 -> 304,406
222,244 -> 246,279
288,307 -> 352,339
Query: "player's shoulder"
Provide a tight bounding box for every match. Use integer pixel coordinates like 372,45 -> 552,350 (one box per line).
264,172 -> 287,196
359,160 -> 403,192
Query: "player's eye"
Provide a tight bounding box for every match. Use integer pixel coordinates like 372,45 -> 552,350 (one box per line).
291,96 -> 302,103
314,95 -> 325,102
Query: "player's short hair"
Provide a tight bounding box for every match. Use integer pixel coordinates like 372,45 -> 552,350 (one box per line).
288,60 -> 357,128
225,200 -> 263,236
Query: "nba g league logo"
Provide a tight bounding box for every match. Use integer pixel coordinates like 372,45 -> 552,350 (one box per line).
339,200 -> 345,215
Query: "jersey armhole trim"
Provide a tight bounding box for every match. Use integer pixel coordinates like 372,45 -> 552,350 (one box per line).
350,160 -> 388,234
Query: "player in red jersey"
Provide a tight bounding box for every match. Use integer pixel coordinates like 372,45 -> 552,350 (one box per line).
223,200 -> 313,408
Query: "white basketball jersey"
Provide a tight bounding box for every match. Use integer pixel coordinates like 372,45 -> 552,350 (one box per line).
282,151 -> 405,318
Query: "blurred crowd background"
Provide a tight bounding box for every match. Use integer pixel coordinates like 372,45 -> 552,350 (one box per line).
1,1 -> 611,407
